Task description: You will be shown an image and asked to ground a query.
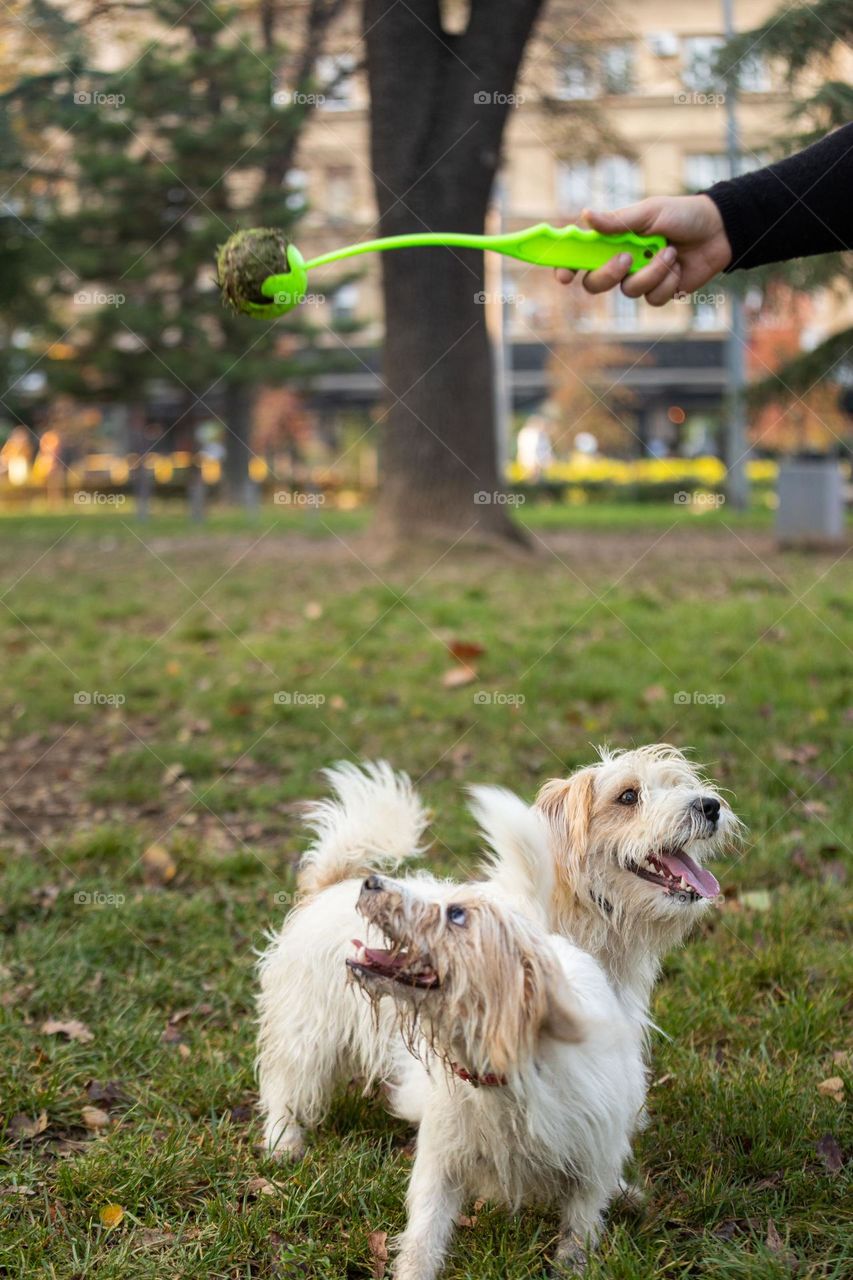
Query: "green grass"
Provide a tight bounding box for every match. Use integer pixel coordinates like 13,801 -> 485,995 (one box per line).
0,505 -> 850,1278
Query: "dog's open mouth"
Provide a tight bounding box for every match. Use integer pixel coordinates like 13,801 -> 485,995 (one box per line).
628,849 -> 720,900
347,939 -> 440,989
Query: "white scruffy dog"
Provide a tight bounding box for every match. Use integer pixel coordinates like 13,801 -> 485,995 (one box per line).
260,781 -> 645,1277
258,749 -> 738,1164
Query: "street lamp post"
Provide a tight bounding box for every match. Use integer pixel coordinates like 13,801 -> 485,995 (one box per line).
722,0 -> 750,510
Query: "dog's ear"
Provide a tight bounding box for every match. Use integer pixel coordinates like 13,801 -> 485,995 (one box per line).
541,972 -> 585,1044
536,769 -> 595,856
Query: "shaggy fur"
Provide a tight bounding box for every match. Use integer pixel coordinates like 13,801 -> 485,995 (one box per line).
257,748 -> 738,1161
349,866 -> 645,1279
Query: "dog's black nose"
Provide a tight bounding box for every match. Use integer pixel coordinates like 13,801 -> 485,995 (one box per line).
694,796 -> 721,824
363,874 -> 383,892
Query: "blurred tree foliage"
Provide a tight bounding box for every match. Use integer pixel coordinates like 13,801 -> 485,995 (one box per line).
0,0 -> 346,498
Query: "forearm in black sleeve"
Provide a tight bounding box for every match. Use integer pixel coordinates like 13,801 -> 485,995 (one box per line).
704,122 -> 853,271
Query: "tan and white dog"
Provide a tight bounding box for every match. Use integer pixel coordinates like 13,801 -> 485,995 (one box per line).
348,852 -> 646,1280
257,748 -> 739,1163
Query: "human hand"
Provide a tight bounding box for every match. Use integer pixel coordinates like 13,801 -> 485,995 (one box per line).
556,194 -> 733,306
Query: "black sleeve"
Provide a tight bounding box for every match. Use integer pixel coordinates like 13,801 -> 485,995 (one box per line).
704,122 -> 853,271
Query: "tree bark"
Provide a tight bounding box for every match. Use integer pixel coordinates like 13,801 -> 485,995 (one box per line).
363,0 -> 544,545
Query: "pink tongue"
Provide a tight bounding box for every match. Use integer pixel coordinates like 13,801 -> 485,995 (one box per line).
658,850 -> 720,898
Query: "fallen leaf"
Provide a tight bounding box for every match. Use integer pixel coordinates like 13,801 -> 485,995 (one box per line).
766,1220 -> 783,1252
142,844 -> 176,887
447,640 -> 485,664
81,1105 -> 111,1131
136,1227 -> 174,1247
99,1203 -> 124,1228
42,1018 -> 93,1043
441,665 -> 477,689
86,1080 -> 126,1108
177,1043 -> 191,1060
817,1076 -> 845,1103
303,601 -> 323,620
9,1111 -> 48,1140
367,1229 -> 388,1279
329,695 -> 347,710
739,890 -> 772,912
245,1177 -> 277,1197
642,683 -> 666,704
815,1134 -> 844,1173
832,1050 -> 851,1069
161,763 -> 185,786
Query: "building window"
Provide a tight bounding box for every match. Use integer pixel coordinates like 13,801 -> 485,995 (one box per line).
738,52 -> 771,92
610,289 -> 639,331
316,54 -> 356,110
683,152 -> 759,190
331,282 -> 359,323
600,43 -> 635,95
557,157 -> 640,215
283,168 -> 308,213
555,45 -> 596,99
556,42 -> 635,98
326,165 -> 354,218
682,36 -> 724,91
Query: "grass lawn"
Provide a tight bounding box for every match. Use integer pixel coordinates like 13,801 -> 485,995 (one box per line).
0,505 -> 850,1279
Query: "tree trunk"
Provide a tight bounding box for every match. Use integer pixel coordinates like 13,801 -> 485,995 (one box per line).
364,0 -> 544,546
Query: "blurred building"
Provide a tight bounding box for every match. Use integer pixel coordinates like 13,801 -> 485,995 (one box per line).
289,0 -> 853,455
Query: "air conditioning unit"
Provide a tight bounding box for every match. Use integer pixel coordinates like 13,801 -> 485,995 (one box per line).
647,31 -> 679,57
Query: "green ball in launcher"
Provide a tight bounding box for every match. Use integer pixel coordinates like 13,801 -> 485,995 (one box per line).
216,223 -> 668,320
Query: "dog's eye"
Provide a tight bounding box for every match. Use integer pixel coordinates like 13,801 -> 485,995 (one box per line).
617,788 -> 639,806
446,904 -> 467,927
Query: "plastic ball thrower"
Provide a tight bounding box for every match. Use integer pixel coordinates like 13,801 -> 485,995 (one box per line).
216,223 -> 668,318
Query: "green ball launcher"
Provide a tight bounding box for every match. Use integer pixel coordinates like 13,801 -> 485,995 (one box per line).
216,223 -> 668,319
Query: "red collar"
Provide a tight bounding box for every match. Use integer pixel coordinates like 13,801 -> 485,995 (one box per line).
451,1061 -> 508,1088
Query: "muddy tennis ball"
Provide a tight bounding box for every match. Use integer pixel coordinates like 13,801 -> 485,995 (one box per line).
216,228 -> 306,318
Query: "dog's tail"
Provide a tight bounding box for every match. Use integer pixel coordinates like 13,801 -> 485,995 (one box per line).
469,785 -> 554,925
297,760 -> 430,896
